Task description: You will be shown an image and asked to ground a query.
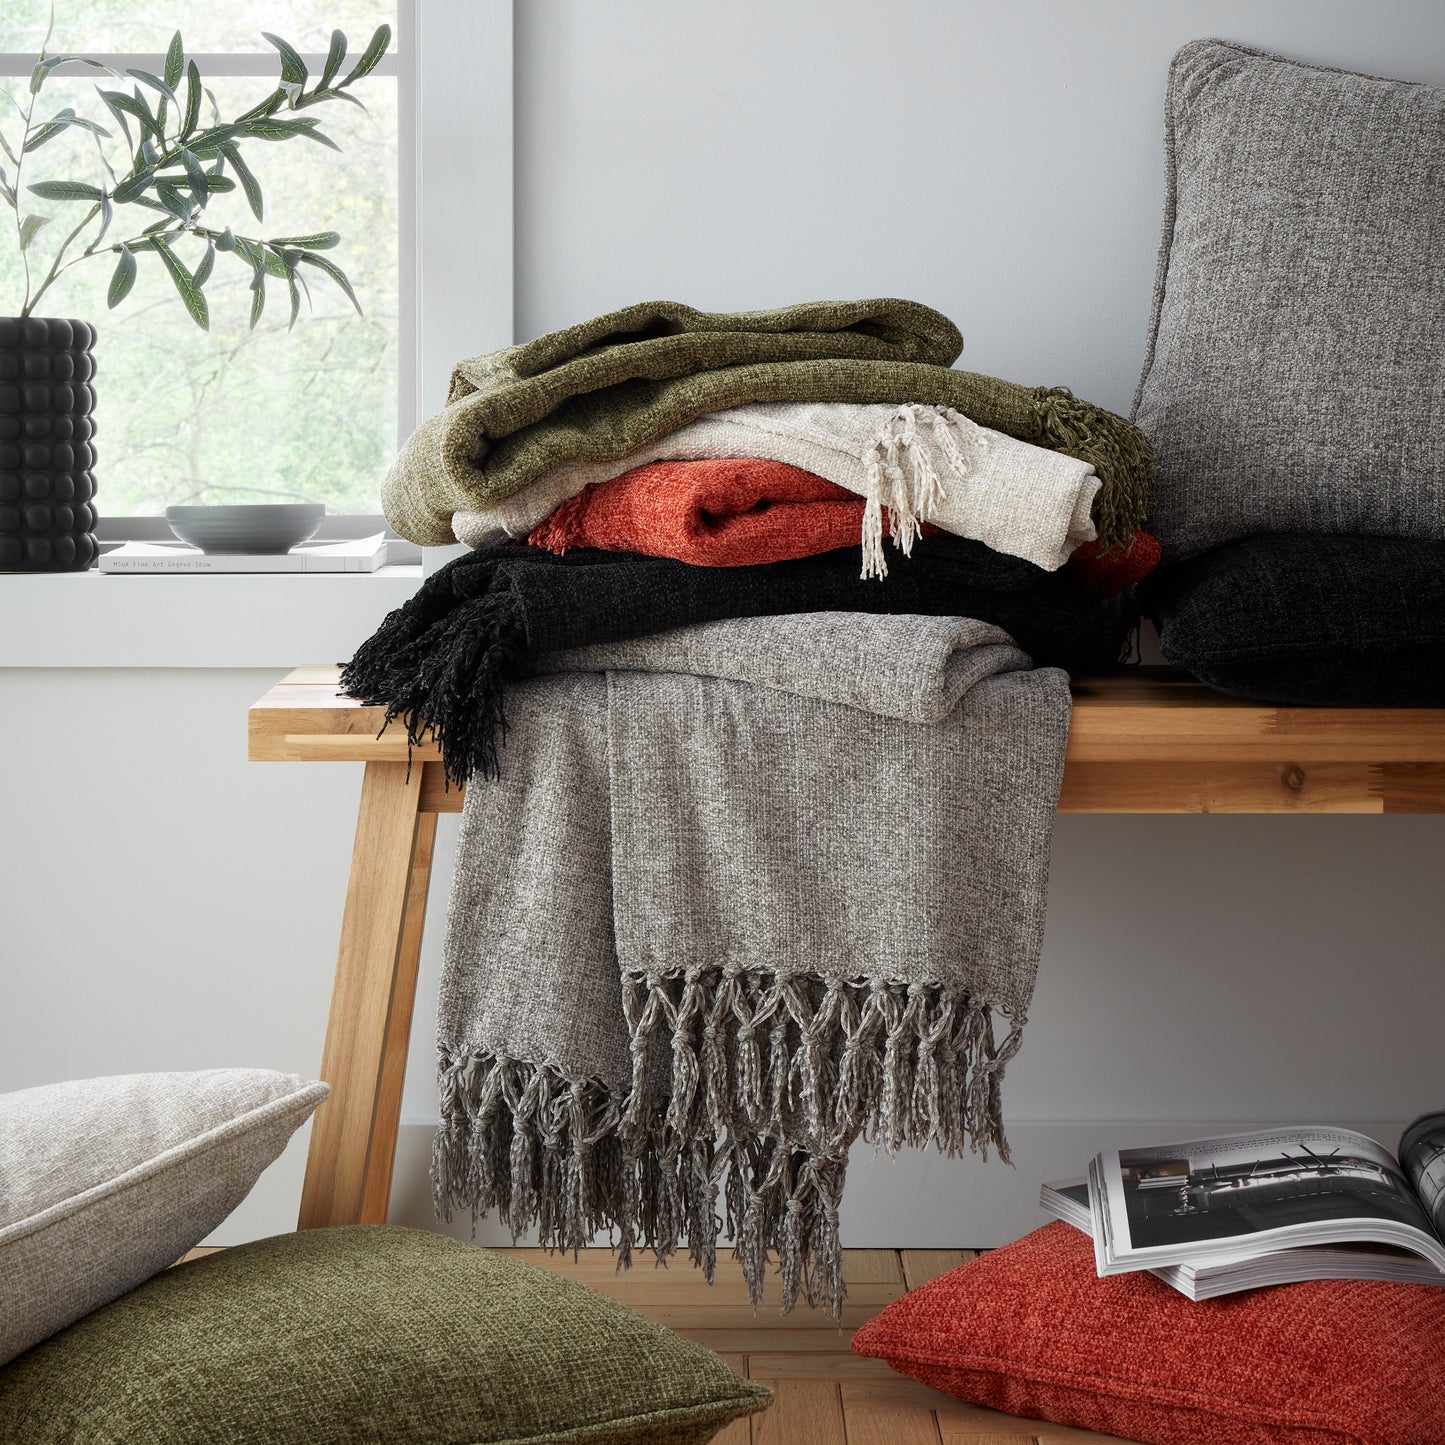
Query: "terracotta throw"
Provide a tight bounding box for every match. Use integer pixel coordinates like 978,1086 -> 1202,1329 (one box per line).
528,457 -> 929,568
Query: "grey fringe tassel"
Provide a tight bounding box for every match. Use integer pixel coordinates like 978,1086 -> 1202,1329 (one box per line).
432,966 -> 1024,1320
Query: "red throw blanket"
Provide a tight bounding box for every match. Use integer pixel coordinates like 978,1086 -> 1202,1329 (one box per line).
528,457 -> 926,567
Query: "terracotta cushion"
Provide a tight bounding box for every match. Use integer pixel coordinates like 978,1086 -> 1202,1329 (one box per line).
852,1221 -> 1444,1445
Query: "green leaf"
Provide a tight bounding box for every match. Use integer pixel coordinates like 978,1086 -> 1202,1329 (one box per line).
30,55 -> 115,91
321,29 -> 347,89
95,87 -> 133,147
24,109 -> 110,152
126,69 -> 178,108
271,230 -> 339,250
179,146 -> 208,207
107,243 -> 136,307
18,213 -> 51,251
343,24 -> 391,86
163,31 -> 184,91
286,269 -> 301,331
200,174 -> 234,193
153,237 -> 209,329
262,33 -> 309,88
222,143 -> 262,221
110,169 -> 155,203
215,225 -> 235,251
182,60 -> 201,138
97,89 -> 162,141
95,188 -> 113,244
194,238 -> 215,286
249,270 -> 266,329
0,171 -> 15,207
298,250 -> 362,315
235,88 -> 287,125
154,179 -> 194,221
27,179 -> 103,200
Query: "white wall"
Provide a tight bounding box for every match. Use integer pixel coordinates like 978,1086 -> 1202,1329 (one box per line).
4,0 -> 1445,1249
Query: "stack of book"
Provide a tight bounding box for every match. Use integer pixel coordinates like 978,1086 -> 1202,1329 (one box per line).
1042,1112 -> 1445,1299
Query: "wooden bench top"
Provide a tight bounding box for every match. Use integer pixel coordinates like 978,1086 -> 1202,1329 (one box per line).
249,665 -> 1445,814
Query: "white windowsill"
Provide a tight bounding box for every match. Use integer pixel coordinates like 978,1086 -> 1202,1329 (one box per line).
0,564 -> 424,669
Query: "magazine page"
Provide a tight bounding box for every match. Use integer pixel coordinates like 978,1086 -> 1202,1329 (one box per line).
1093,1125 -> 1445,1273
1399,1109 -> 1445,1238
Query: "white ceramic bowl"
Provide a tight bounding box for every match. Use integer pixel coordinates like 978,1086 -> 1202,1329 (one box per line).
165,503 -> 325,554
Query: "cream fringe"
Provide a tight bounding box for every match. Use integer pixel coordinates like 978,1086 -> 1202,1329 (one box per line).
433,967 -> 1024,1319
858,404 -> 990,581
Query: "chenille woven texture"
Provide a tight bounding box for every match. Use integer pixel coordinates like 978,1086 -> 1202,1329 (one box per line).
381,298 -> 1151,548
1146,532 -> 1445,705
1133,40 -> 1445,558
462,400 -> 1102,574
0,1226 -> 772,1444
340,534 -> 1123,787
528,457 -> 929,568
434,614 -> 1069,1318
0,1070 -> 327,1366
852,1221 -> 1445,1445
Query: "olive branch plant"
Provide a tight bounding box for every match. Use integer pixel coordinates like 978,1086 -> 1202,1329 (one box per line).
0,10 -> 390,331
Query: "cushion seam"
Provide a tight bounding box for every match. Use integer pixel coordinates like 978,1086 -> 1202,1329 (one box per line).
0,1081 -> 327,1248
865,1343 -> 1382,1440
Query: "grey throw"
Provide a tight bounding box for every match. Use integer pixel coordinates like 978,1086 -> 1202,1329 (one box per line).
434,613 -> 1070,1315
1134,39 -> 1445,558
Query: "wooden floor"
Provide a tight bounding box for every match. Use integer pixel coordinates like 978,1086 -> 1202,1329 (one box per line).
499,1246 -> 1129,1445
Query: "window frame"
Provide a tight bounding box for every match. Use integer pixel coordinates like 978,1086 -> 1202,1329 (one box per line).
0,0 -> 513,568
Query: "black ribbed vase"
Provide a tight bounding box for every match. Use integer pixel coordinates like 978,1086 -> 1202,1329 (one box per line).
0,317 -> 97,571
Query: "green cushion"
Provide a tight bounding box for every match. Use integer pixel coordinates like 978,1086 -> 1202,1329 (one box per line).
0,1226 -> 772,1444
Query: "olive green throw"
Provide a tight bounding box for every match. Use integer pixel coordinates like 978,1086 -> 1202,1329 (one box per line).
0,1227 -> 772,1444
383,299 -> 1152,549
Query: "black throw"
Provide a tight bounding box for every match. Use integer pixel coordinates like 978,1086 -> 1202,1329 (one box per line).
341,537 -> 1125,785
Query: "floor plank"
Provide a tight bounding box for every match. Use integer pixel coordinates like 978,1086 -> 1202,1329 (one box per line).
899,1249 -> 978,1290
751,1378 -> 845,1445
844,1401 -> 943,1444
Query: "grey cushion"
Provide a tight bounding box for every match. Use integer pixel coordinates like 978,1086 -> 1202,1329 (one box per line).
0,1069 -> 327,1365
1133,38 -> 1445,559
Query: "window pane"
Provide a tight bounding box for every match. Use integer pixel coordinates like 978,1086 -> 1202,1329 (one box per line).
0,69 -> 397,516
0,2 -> 397,56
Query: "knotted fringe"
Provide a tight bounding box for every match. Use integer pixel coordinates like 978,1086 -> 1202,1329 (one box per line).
858,404 -> 989,581
433,967 -> 1024,1320
1029,386 -> 1154,552
339,573 -> 527,786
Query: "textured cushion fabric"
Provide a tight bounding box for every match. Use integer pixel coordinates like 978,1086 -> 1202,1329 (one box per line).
0,1226 -> 773,1444
1133,39 -> 1445,559
0,1069 -> 327,1366
1146,532 -> 1445,705
852,1221 -> 1445,1445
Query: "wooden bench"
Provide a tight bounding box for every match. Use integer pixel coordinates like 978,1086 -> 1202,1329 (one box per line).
248,664 -> 1445,1231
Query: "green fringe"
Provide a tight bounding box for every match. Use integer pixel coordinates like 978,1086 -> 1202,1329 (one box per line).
1029,386 -> 1155,551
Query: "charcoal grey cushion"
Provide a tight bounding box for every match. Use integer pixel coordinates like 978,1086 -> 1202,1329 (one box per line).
0,1227 -> 774,1444
1133,39 -> 1445,559
0,1069 -> 327,1366
1146,532 -> 1445,705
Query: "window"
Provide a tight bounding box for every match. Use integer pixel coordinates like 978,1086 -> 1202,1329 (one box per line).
0,2 -> 403,520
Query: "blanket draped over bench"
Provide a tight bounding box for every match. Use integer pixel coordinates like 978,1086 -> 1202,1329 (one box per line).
339,535 -> 1120,787
432,613 -> 1070,1316
380,298 -> 1152,550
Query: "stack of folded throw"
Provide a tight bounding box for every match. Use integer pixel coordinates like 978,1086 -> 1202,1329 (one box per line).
342,299 -> 1160,1313
350,298 -> 1159,783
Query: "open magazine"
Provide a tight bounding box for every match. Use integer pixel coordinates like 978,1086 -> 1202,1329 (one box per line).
1040,1110 -> 1445,1300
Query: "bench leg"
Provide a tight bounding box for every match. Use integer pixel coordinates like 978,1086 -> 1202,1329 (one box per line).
299,760 -> 436,1229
